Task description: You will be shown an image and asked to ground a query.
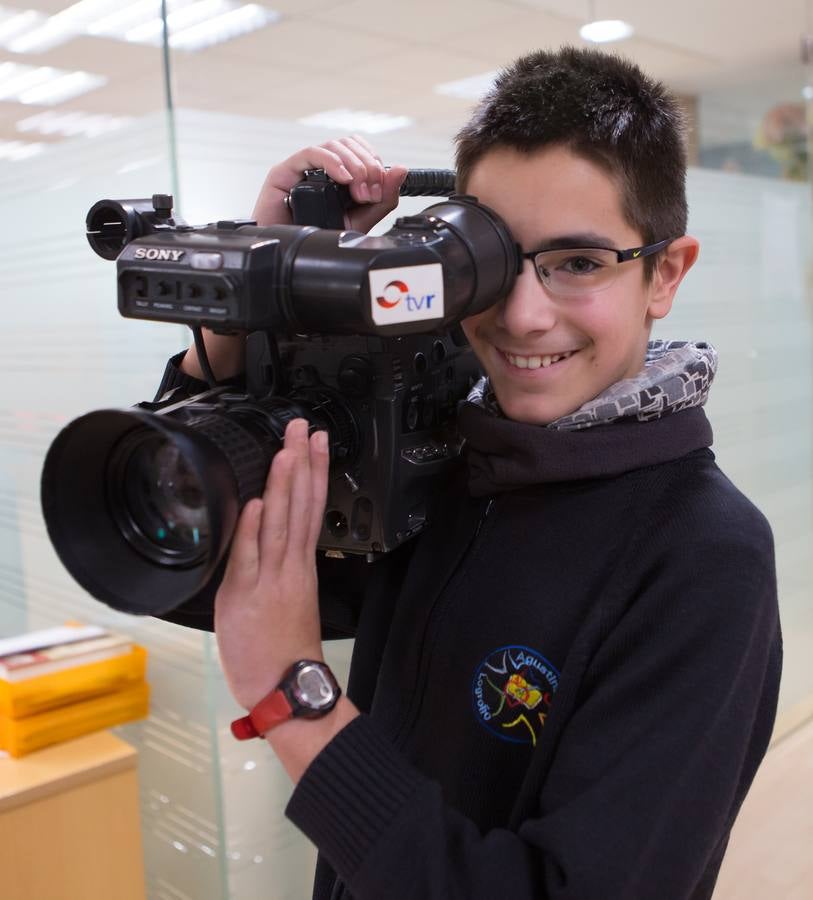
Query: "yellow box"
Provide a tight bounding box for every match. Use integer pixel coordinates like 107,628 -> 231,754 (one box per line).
0,681 -> 150,757
0,645 -> 147,719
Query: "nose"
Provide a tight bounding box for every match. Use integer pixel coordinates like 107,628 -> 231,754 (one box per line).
497,261 -> 558,336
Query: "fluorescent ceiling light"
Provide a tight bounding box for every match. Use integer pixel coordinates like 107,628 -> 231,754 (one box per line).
0,62 -> 57,99
0,138 -> 45,160
297,108 -> 413,135
0,7 -> 45,44
17,109 -> 133,137
3,0 -> 124,53
4,0 -> 278,53
579,19 -> 633,43
434,71 -> 498,101
125,0 -> 235,44
20,70 -> 106,104
168,3 -> 277,51
0,63 -> 107,104
87,0 -> 176,37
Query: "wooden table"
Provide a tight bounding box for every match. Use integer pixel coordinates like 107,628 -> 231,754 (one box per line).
0,730 -> 146,900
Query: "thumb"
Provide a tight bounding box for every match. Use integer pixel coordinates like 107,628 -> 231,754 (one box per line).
220,498 -> 263,592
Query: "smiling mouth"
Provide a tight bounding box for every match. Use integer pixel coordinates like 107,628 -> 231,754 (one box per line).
501,349 -> 578,370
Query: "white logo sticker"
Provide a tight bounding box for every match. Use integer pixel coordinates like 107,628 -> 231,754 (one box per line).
369,263 -> 444,326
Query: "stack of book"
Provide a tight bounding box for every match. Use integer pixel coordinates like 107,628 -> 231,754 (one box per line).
0,623 -> 149,757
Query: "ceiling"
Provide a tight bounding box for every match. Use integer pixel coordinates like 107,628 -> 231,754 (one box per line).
2,0 -> 811,150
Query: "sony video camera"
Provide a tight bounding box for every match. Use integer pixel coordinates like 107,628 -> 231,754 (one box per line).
40,170 -> 520,616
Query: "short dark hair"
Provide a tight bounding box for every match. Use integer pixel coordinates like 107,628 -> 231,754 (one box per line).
455,46 -> 688,279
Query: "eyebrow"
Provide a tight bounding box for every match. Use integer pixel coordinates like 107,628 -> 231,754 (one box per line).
527,232 -> 619,252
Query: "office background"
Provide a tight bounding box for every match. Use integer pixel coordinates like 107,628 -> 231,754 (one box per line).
0,1 -> 811,898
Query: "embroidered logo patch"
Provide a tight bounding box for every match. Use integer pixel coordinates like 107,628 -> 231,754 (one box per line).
472,645 -> 560,746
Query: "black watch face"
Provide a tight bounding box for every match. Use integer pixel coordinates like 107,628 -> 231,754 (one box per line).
293,663 -> 337,711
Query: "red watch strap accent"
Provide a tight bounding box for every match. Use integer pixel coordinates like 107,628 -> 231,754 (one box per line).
230,688 -> 294,740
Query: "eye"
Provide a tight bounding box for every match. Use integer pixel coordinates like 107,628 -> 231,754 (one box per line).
561,255 -> 602,275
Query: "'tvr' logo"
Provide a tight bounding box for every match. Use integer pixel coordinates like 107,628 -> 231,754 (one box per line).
376,280 -> 436,312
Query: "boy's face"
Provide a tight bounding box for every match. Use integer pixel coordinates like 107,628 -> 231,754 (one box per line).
461,145 -> 674,426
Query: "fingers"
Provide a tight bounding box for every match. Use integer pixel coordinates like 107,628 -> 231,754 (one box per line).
260,432 -> 296,566
253,134 -> 402,233
259,419 -> 326,566
220,498 -> 263,591
307,430 -> 330,550
252,145 -> 354,226
322,135 -> 384,204
285,419 -> 313,556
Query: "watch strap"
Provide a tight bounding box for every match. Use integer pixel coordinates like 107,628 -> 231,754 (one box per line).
230,660 -> 339,740
231,688 -> 294,740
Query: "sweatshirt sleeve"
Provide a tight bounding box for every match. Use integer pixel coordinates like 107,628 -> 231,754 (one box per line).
285,529 -> 782,900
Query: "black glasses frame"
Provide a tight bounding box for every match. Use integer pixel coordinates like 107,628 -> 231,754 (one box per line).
521,237 -> 673,268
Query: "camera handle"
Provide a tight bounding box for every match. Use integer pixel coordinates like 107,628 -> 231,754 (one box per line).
289,168 -> 457,229
195,167 -> 459,392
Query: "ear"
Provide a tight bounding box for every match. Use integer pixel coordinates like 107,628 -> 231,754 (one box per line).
646,235 -> 700,320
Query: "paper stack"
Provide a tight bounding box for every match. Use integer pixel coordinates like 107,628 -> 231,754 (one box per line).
0,624 -> 149,757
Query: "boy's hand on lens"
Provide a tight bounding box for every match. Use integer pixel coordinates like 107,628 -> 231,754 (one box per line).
214,419 -> 330,711
252,134 -> 408,233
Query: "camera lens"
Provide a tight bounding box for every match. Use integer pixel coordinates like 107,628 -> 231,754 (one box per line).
108,431 -> 210,566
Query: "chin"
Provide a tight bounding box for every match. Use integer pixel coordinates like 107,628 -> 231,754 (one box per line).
493,394 -> 560,426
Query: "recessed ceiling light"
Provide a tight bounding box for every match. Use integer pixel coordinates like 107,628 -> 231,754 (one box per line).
297,108 -> 413,135
579,19 -> 634,43
434,71 -> 498,101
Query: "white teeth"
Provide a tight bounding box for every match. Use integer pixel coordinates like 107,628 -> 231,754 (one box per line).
505,349 -> 575,369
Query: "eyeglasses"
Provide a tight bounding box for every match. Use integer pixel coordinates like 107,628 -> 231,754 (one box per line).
521,238 -> 673,296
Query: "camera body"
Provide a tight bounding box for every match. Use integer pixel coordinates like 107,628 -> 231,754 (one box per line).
141,328 -> 478,558
40,174 -> 519,614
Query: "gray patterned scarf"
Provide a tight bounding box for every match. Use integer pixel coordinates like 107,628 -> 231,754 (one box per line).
466,340 -> 718,431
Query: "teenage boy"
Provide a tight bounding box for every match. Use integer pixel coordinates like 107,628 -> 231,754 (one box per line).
155,47 -> 782,900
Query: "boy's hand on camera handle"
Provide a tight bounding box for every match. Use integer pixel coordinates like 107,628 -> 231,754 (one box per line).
252,134 -> 408,233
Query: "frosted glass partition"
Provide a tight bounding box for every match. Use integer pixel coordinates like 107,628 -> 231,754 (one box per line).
0,115 -> 231,900
654,167 -> 813,717
0,109 -> 356,900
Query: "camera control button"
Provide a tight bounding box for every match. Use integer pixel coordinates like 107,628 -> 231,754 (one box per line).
191,252 -> 224,270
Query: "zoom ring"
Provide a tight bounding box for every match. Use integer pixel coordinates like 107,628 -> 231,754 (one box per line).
192,414 -> 269,506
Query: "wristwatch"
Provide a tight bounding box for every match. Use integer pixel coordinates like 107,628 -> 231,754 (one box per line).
230,659 -> 341,740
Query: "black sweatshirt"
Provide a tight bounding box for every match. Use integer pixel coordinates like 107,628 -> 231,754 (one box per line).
155,355 -> 782,900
